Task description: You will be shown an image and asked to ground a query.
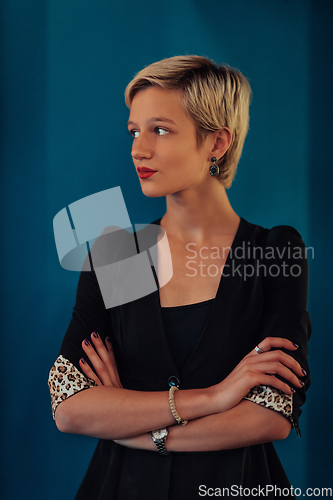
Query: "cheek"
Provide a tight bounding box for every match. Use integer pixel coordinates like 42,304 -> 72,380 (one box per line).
162,144 -> 196,168
179,149 -> 206,173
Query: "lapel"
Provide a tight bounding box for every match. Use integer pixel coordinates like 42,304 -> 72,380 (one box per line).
153,216 -> 259,386
118,216 -> 263,391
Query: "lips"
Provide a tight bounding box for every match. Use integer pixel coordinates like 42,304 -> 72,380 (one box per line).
137,167 -> 157,173
137,167 -> 158,179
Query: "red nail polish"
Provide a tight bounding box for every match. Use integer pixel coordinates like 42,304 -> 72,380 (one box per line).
84,339 -> 90,346
92,331 -> 99,338
80,357 -> 86,364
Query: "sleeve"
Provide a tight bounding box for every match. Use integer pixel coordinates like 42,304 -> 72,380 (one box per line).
48,265 -> 113,420
243,225 -> 312,436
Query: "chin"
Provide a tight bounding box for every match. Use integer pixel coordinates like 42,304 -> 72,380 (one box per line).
141,187 -> 166,199
140,179 -> 187,198
139,181 -> 168,199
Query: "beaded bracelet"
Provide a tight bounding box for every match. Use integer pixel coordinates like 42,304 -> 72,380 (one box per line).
169,386 -> 188,425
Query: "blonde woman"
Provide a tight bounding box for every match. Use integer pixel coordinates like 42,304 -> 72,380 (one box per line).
49,56 -> 311,499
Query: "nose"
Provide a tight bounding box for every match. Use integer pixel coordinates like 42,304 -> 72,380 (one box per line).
131,132 -> 153,161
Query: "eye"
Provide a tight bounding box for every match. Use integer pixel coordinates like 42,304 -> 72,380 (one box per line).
128,129 -> 140,138
155,127 -> 169,136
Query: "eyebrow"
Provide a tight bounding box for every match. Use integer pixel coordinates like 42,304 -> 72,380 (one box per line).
127,117 -> 177,127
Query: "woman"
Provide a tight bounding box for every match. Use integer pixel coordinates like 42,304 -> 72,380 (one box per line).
49,56 -> 311,499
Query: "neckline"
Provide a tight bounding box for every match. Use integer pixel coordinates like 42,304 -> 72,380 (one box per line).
161,297 -> 215,310
153,216 -> 245,376
155,215 -> 244,309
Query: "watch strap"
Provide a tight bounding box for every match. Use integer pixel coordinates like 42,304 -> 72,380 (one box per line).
154,438 -> 169,456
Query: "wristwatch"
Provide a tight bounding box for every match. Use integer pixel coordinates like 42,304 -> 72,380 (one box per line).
151,427 -> 169,456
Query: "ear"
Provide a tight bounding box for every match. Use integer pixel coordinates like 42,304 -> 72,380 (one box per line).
211,128 -> 232,160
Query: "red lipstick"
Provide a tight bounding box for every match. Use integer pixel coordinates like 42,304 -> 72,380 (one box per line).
137,167 -> 157,179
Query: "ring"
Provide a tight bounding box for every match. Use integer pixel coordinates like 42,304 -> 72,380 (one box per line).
255,345 -> 265,354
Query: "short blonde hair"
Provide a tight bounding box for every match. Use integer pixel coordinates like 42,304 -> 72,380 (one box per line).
125,55 -> 252,188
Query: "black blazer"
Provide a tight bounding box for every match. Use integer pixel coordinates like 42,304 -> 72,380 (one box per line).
58,217 -> 311,500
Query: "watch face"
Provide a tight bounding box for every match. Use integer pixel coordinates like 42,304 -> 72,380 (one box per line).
152,428 -> 168,440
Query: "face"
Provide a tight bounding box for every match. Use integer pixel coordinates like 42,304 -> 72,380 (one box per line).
127,86 -> 214,198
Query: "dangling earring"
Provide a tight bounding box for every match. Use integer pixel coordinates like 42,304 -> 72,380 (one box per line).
209,157 -> 219,176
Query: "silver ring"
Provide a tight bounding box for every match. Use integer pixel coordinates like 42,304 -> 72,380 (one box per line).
255,345 -> 265,354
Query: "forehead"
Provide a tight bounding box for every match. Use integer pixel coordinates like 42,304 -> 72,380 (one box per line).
128,86 -> 190,124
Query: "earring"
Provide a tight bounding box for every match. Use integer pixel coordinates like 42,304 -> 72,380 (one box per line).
209,157 -> 219,176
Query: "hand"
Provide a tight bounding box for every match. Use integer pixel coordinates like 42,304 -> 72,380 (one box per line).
79,332 -> 123,388
213,337 -> 306,413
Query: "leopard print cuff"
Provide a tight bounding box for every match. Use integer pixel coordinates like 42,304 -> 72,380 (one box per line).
243,385 -> 293,421
48,355 -> 97,420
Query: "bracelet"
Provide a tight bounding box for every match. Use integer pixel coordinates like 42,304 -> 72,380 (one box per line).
169,386 -> 188,425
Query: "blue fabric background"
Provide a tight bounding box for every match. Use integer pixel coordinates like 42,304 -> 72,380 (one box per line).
1,0 -> 332,498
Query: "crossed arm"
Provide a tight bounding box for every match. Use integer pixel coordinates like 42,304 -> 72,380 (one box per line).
54,332 -> 306,452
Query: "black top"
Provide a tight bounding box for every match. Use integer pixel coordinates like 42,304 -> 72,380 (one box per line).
58,216 -> 311,500
161,299 -> 215,370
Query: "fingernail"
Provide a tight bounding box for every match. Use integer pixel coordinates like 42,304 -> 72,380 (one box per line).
80,357 -> 86,364
302,369 -> 307,376
293,343 -> 299,348
84,339 -> 90,346
106,336 -> 111,343
299,379 -> 305,386
92,331 -> 99,338
291,387 -> 296,393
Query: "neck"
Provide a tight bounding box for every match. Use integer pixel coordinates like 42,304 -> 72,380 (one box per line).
160,181 -> 240,244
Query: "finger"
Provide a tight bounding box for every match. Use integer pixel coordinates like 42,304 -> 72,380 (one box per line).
105,337 -> 123,388
252,358 -> 305,390
79,357 -> 102,386
90,333 -> 119,386
252,337 -> 299,356
249,348 -> 306,380
258,374 -> 296,395
105,337 -> 122,387
82,338 -> 113,386
90,333 -> 121,388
